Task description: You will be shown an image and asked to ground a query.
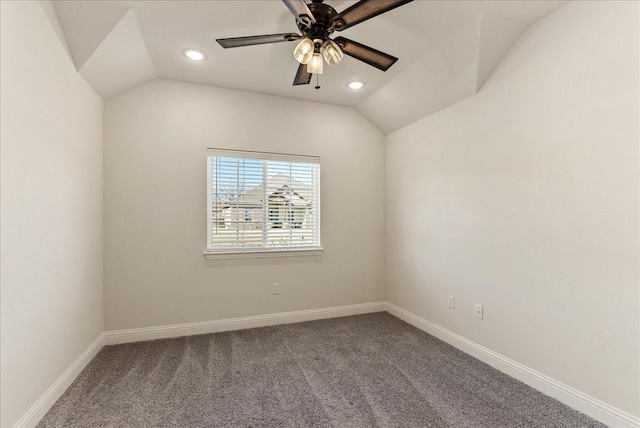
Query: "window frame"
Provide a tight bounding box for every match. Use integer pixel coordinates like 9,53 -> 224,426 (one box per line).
204,148 -> 323,260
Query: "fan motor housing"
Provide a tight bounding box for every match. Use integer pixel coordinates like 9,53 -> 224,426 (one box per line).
297,1 -> 338,40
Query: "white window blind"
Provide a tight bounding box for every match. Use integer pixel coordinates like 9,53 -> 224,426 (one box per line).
206,148 -> 321,255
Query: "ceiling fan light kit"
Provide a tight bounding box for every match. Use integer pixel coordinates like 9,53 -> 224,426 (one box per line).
216,0 -> 413,87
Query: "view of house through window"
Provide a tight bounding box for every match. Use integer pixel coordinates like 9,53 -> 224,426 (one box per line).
206,149 -> 320,252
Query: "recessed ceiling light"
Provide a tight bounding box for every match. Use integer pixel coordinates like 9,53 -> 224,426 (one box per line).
347,81 -> 364,90
183,49 -> 206,61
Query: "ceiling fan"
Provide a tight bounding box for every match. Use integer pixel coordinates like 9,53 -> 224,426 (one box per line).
216,0 -> 413,86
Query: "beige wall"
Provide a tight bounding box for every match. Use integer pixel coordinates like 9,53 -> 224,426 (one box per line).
104,79 -> 386,330
385,0 -> 639,417
0,2 -> 104,426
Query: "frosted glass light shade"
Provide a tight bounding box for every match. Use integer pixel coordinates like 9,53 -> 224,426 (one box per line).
307,53 -> 324,74
322,40 -> 343,66
293,38 -> 314,64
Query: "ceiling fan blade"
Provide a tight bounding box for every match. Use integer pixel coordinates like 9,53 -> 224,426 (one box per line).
332,0 -> 413,31
333,37 -> 398,71
282,0 -> 316,26
216,33 -> 301,49
293,63 -> 312,86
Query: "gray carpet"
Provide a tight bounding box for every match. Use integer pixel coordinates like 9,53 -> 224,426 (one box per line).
38,313 -> 605,427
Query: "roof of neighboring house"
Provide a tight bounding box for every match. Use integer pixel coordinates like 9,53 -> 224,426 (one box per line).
227,173 -> 313,208
238,173 -> 311,205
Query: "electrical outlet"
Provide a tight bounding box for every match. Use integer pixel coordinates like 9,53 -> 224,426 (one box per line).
447,295 -> 455,309
272,283 -> 279,295
474,304 -> 483,319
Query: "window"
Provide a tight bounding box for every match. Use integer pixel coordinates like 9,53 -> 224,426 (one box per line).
205,148 -> 321,259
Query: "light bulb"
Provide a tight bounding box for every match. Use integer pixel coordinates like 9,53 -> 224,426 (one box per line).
307,53 -> 324,74
322,40 -> 343,66
293,38 -> 314,64
348,81 -> 364,90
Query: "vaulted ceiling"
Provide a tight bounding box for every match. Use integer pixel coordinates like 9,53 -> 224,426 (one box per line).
51,0 -> 566,134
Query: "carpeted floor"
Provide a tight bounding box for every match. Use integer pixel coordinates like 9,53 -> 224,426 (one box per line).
38,312 -> 605,427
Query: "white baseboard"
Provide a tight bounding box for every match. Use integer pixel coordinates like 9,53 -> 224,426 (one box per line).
104,301 -> 386,345
13,302 -> 385,427
385,302 -> 640,428
13,333 -> 106,428
17,302 -> 636,428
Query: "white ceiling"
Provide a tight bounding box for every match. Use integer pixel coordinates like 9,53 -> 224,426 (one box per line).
52,0 -> 567,133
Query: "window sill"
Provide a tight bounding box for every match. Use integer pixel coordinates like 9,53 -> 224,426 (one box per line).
204,247 -> 324,260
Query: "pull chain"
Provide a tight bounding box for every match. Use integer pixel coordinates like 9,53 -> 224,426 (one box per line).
314,73 -> 320,90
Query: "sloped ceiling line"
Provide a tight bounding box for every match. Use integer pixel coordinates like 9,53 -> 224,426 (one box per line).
78,9 -> 157,100
49,0 -> 567,133
53,0 -> 130,70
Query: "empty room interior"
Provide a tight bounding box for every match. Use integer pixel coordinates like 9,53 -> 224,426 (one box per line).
1,0 -> 638,427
